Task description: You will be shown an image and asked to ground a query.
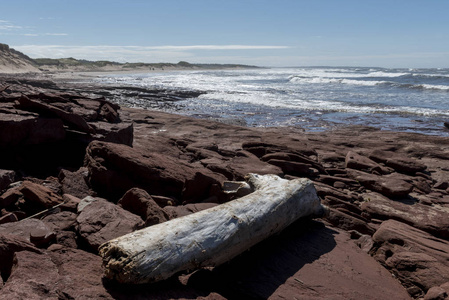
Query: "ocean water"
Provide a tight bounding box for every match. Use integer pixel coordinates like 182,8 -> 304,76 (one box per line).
95,67 -> 449,136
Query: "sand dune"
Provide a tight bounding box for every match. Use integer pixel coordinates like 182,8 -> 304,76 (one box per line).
0,43 -> 41,74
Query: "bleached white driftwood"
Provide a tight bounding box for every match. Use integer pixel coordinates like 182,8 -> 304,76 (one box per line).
99,173 -> 327,284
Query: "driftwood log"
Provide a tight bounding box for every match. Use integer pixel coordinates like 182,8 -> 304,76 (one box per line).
99,173 -> 327,284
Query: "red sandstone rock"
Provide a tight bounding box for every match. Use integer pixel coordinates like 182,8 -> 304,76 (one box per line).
0,218 -> 55,247
19,180 -> 62,209
0,169 -> 15,191
42,211 -> 77,231
317,175 -> 359,189
372,219 -> 449,297
261,151 -> 326,173
48,247 -> 113,298
17,95 -> 94,134
0,234 -> 41,280
369,150 -> 427,174
324,208 -> 375,235
76,197 -> 144,251
118,187 -> 169,226
100,102 -> 120,123
90,120 -> 134,146
59,194 -> 81,212
0,212 -> 17,224
1,248 -> 113,299
346,169 -> 413,198
362,193 -> 449,239
424,286 -> 447,300
0,112 -> 66,147
266,159 -> 316,177
345,151 -> 387,174
313,181 -> 359,203
0,185 -> 22,208
322,195 -> 363,215
85,140 -> 226,202
58,167 -> 91,199
163,203 -> 218,219
192,220 -> 410,299
55,231 -> 78,248
1,251 -> 61,298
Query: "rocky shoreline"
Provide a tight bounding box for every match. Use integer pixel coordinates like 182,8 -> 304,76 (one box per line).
1,75 -> 449,299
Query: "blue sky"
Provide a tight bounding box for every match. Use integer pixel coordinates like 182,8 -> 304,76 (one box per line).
1,0 -> 448,67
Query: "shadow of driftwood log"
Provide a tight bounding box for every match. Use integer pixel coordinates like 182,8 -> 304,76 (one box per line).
102,219 -> 336,299
188,218 -> 337,299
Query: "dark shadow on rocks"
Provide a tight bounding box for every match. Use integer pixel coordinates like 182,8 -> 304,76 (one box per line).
188,218 -> 337,299
102,275 -> 218,300
395,196 -> 419,205
100,219 -> 336,299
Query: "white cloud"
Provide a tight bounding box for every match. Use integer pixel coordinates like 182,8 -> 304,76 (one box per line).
15,44 -> 446,68
0,20 -> 22,30
12,44 -> 290,63
142,45 -> 290,50
45,33 -> 68,36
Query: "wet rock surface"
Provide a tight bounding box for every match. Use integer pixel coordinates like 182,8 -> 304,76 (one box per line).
1,76 -> 449,298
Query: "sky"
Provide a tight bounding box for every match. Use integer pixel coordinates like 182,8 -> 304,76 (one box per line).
1,0 -> 448,68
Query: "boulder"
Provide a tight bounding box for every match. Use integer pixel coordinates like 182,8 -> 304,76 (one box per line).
19,180 -> 63,209
362,193 -> 449,239
118,188 -> 169,226
76,197 -> 144,251
85,140 -> 225,202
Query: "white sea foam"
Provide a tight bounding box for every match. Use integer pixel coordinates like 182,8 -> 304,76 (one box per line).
366,71 -> 408,77
420,84 -> 449,91
289,76 -> 383,86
